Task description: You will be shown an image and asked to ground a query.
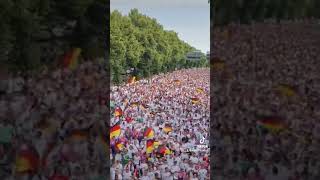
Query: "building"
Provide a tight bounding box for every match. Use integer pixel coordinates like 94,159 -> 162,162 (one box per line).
206,51 -> 210,60
186,50 -> 203,61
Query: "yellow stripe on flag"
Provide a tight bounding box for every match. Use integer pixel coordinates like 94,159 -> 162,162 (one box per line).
110,123 -> 121,139
163,127 -> 172,133
196,88 -> 204,93
69,48 -> 81,70
15,157 -> 32,172
276,84 -> 296,97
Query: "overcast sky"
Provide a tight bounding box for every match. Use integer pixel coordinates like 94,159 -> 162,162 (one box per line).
111,0 -> 210,53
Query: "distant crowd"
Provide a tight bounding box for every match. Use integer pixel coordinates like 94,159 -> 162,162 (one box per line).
212,21 -> 320,180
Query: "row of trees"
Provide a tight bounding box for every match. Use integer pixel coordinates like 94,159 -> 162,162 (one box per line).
212,0 -> 320,25
110,9 -> 208,84
0,0 -> 107,73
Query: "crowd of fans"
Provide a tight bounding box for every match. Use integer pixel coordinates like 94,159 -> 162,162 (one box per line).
0,61 -> 108,179
212,21 -> 320,180
110,68 -> 210,179
1,20 -> 319,180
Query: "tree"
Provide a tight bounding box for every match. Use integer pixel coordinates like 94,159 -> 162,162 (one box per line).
1,0 -> 107,72
110,9 -> 206,84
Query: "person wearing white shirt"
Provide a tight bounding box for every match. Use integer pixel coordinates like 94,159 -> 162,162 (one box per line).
161,167 -> 171,179
122,168 -> 132,180
159,163 -> 167,173
190,155 -> 199,164
140,162 -> 148,171
115,153 -> 122,162
171,161 -> 180,173
133,155 -> 140,165
198,168 -> 208,180
114,160 -> 123,172
167,156 -> 174,166
147,170 -> 155,179
111,167 -> 116,180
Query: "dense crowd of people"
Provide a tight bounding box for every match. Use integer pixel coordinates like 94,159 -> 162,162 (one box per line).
110,68 -> 210,179
0,60 -> 109,179
212,21 -> 320,180
1,20 -> 320,180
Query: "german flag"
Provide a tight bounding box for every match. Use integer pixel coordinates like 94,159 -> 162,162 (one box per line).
158,145 -> 172,155
212,57 -> 225,70
110,122 -> 121,139
154,141 -> 161,148
191,97 -> 200,104
114,107 -> 123,117
66,129 -> 89,142
115,141 -> 124,152
196,88 -> 204,94
163,124 -> 173,133
15,145 -> 39,174
173,79 -> 181,85
128,76 -> 136,84
275,84 -> 296,98
258,117 -> 286,132
130,102 -> 139,107
146,139 -> 154,154
222,29 -> 230,40
62,48 -> 81,70
144,127 -> 154,139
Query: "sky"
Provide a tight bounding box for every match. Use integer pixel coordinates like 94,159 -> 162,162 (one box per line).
110,0 -> 210,53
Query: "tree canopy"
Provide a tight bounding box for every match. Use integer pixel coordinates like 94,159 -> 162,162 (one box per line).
110,9 -> 208,84
0,0 -> 107,73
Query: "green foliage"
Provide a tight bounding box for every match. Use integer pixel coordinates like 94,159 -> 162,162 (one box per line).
54,0 -> 95,19
213,0 -> 320,26
110,9 -> 207,84
1,0 -> 107,73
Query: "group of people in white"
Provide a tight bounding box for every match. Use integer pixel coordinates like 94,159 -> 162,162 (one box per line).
211,20 -> 320,180
110,68 -> 210,180
0,61 -> 108,179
